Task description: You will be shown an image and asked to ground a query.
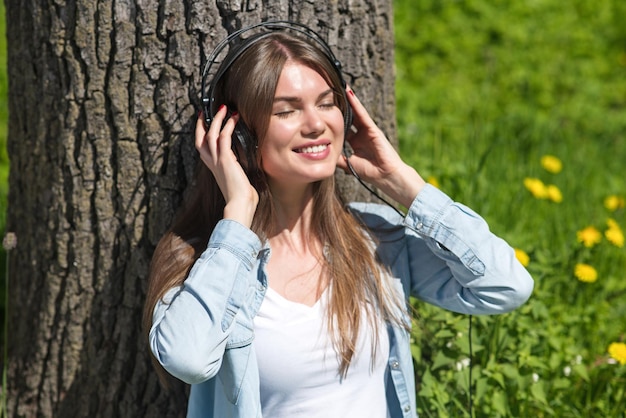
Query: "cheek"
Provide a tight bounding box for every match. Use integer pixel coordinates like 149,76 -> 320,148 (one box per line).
264,120 -> 297,146
332,110 -> 348,133
258,143 -> 282,174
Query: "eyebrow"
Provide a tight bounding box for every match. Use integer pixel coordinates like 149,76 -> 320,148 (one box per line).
273,88 -> 335,104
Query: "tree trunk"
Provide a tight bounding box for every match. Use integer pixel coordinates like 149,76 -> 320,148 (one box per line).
4,1 -> 396,416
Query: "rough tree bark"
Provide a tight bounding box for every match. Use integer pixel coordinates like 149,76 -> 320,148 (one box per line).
4,0 -> 397,416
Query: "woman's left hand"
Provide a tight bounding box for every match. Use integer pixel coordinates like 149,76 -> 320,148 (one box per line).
336,86 -> 426,208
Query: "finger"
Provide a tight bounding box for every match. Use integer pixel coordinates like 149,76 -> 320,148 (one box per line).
198,106 -> 231,164
345,86 -> 374,129
206,104 -> 229,140
195,111 -> 209,150
196,106 -> 227,151
217,112 -> 240,155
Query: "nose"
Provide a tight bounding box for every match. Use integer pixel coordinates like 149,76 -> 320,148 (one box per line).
301,107 -> 325,136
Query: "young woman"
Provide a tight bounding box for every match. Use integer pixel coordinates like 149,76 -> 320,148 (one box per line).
143,28 -> 533,418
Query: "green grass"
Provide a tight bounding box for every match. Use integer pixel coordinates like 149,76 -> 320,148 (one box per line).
394,0 -> 626,416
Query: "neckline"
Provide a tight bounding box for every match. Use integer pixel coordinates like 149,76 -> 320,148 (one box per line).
265,285 -> 330,310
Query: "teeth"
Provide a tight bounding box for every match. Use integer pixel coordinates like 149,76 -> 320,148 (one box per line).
297,144 -> 328,154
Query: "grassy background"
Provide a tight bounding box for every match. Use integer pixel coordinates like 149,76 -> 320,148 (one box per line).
0,0 -> 625,416
394,0 -> 626,416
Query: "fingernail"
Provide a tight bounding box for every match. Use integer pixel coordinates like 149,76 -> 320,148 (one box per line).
218,104 -> 225,112
348,90 -> 355,97
232,111 -> 239,117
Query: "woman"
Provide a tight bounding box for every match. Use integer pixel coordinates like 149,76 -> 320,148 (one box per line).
143,28 -> 533,418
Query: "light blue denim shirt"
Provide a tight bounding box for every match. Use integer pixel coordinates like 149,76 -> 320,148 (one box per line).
149,184 -> 534,418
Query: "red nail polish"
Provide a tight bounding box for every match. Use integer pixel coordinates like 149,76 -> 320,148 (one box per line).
232,111 -> 239,117
218,104 -> 225,112
349,90 -> 355,97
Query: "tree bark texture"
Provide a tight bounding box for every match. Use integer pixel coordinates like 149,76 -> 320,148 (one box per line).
4,1 -> 396,416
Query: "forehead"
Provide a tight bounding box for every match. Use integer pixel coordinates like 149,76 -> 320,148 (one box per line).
274,63 -> 332,96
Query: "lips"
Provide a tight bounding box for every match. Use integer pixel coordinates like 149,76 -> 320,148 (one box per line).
294,144 -> 329,154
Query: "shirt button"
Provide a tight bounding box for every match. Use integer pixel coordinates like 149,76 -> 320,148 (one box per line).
390,360 -> 400,369
403,405 -> 411,413
416,222 -> 423,230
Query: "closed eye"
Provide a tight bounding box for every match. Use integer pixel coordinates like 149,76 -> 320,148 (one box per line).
318,102 -> 336,110
274,111 -> 293,119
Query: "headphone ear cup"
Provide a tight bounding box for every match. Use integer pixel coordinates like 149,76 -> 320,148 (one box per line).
342,96 -> 354,158
231,120 -> 259,177
344,102 -> 354,135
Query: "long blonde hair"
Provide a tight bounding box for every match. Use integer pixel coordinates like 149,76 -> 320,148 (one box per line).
143,32 -> 406,384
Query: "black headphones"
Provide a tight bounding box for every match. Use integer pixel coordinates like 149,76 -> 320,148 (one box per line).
200,21 -> 353,181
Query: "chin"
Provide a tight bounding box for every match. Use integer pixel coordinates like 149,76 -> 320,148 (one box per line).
306,166 -> 338,181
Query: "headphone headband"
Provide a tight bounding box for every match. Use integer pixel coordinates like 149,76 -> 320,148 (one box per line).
201,20 -> 346,124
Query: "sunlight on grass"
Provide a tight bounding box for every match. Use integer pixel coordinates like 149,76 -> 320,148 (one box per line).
395,0 -> 626,416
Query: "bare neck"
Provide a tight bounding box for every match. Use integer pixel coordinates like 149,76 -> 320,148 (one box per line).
265,184 -> 327,306
268,184 -> 319,254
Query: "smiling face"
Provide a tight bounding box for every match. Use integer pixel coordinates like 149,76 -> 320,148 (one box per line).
259,62 -> 345,191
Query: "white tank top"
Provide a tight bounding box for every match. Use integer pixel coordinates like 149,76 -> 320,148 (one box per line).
253,286 -> 390,418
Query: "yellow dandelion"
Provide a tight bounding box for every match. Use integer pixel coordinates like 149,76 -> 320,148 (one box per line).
605,219 -> 624,247
576,226 -> 602,248
540,155 -> 563,174
605,227 -> 624,248
523,177 -> 548,199
608,342 -> 626,365
574,263 -> 598,283
604,195 -> 625,212
546,184 -> 563,203
514,248 -> 530,267
605,228 -> 623,247
607,218 -> 620,230
426,176 -> 440,189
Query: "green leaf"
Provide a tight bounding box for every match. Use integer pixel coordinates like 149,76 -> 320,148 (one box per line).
491,390 -> 509,416
501,364 -> 521,381
530,381 -> 548,405
490,371 -> 506,389
431,350 -> 454,371
434,328 -> 456,339
572,363 -> 590,382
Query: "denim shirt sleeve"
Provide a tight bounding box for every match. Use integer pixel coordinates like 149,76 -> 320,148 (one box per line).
350,184 -> 534,315
149,219 -> 262,385
402,184 -> 534,314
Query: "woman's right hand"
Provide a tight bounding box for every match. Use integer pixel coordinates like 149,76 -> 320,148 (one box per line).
195,106 -> 259,227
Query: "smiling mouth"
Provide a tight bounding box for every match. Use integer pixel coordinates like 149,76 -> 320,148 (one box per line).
294,144 -> 329,154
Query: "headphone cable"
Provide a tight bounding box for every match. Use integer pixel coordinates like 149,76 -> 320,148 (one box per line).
469,314 -> 474,418
344,155 -> 406,219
